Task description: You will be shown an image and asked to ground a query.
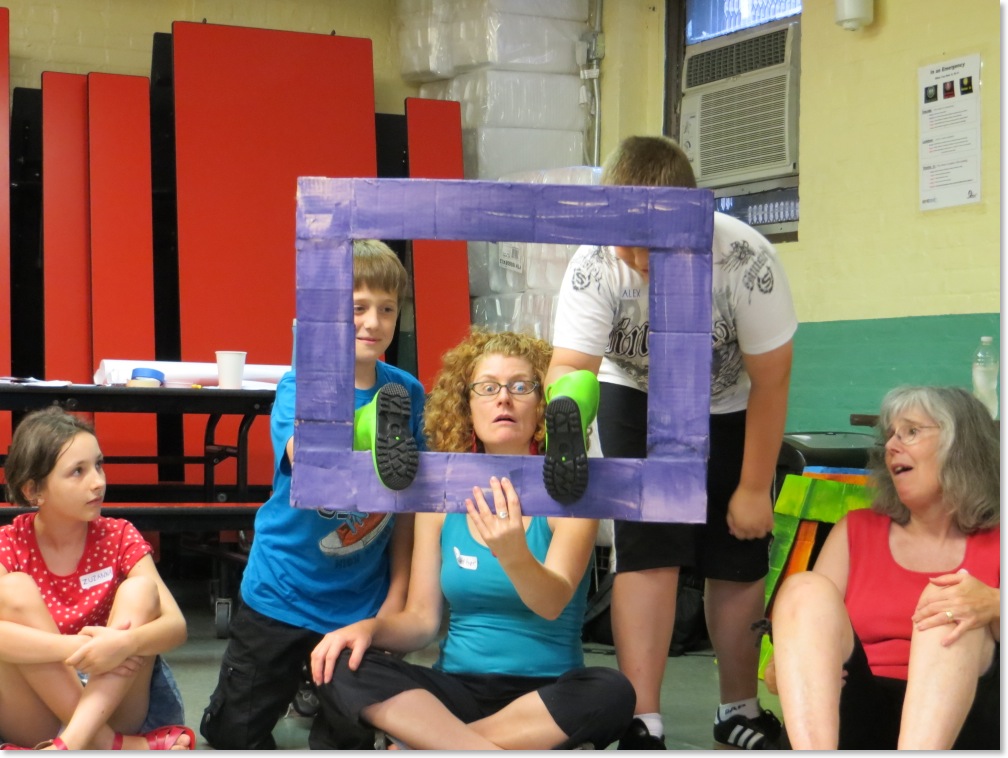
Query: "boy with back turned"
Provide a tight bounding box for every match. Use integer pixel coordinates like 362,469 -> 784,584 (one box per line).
542,136 -> 797,749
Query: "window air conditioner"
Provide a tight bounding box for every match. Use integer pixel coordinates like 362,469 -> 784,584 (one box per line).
680,20 -> 800,189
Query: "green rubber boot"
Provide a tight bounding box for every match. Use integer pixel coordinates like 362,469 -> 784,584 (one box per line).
543,370 -> 600,504
353,383 -> 418,491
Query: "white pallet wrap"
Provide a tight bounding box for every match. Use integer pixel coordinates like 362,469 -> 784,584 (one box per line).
450,10 -> 586,74
420,70 -> 587,131
462,127 -> 584,180
467,240 -> 527,297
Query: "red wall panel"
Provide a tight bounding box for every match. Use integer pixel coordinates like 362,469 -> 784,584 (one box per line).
405,97 -> 468,391
42,72 -> 91,384
172,22 -> 377,484
0,8 -> 11,453
87,72 -> 157,484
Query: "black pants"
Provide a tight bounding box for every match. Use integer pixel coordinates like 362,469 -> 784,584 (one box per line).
317,648 -> 636,750
601,383 -> 770,581
199,599 -> 374,750
836,635 -> 1000,750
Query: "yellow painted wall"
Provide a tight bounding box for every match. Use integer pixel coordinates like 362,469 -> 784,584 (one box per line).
597,1 -> 1000,325
781,0 -> 1000,323
5,0 -> 412,114
4,0 -> 664,151
8,1 -> 995,327
5,0 -> 997,430
598,0 -> 667,159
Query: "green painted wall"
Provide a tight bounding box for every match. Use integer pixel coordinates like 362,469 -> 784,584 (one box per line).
786,313 -> 1000,433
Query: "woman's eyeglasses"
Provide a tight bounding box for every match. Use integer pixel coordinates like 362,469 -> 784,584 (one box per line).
469,380 -> 540,397
883,424 -> 939,446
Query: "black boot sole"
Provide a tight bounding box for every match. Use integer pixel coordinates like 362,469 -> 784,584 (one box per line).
543,396 -> 589,505
373,383 -> 418,491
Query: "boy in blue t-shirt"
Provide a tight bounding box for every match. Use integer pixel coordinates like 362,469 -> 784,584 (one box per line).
200,239 -> 426,750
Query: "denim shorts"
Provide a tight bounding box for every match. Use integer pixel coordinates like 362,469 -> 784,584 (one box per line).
76,655 -> 185,732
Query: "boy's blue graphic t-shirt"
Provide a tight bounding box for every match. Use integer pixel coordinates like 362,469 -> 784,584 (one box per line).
240,363 -> 426,634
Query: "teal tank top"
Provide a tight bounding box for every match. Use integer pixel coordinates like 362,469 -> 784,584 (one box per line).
436,513 -> 591,677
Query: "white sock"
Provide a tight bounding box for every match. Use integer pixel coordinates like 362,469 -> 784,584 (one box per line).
636,712 -> 664,738
717,697 -> 760,722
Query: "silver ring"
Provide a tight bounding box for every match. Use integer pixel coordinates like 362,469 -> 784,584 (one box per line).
945,610 -> 954,623
497,510 -> 508,519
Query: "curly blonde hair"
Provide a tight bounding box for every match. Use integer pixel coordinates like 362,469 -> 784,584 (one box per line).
424,330 -> 552,453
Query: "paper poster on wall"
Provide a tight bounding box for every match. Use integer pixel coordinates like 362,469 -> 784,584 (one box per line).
918,54 -> 981,211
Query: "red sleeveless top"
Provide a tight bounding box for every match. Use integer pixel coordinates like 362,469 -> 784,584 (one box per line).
845,508 -> 999,680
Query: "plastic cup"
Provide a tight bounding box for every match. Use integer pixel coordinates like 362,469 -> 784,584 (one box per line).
216,351 -> 247,389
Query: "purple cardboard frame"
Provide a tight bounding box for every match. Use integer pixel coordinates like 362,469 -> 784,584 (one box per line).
292,177 -> 713,522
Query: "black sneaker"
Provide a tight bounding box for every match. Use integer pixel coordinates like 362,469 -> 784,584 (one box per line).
617,718 -> 666,750
372,383 -> 418,491
291,664 -> 319,717
543,396 -> 590,505
713,708 -> 782,750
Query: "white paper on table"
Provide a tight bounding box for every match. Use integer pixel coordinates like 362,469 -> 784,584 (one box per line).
94,359 -> 290,388
0,377 -> 73,386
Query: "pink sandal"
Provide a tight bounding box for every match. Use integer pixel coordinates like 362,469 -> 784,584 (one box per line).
0,737 -> 66,750
3,725 -> 192,751
105,726 -> 193,751
137,725 -> 195,751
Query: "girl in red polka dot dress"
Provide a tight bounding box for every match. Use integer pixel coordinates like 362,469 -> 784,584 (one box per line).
0,408 -> 193,750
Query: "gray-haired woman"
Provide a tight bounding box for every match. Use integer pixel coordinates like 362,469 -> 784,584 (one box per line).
768,386 -> 999,749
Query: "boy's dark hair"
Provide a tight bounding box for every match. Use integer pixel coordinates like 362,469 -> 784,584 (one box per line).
353,239 -> 409,308
4,407 -> 95,506
601,135 -> 697,189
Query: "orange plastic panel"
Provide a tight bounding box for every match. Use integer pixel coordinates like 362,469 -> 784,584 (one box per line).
804,471 -> 869,485
172,22 -> 376,484
405,97 -> 469,391
781,519 -> 819,581
87,73 -> 157,484
42,72 -> 91,384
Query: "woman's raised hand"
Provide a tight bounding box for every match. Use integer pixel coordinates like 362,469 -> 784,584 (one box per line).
465,476 -> 528,562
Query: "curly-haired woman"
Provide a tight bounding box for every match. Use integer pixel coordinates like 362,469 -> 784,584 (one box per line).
309,329 -> 635,749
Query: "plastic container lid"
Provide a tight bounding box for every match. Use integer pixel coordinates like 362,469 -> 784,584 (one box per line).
130,367 -> 166,384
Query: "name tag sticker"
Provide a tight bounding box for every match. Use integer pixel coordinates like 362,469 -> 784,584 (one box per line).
80,567 -> 114,590
454,546 -> 477,571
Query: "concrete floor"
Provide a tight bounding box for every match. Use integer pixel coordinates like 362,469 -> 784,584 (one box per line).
163,571 -> 781,751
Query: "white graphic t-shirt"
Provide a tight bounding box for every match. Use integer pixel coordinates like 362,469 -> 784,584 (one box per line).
552,211 -> 797,414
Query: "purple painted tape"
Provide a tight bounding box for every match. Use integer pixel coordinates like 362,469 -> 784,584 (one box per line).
292,177 -> 715,523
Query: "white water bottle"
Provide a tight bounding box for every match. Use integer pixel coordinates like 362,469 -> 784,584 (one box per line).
971,336 -> 999,419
